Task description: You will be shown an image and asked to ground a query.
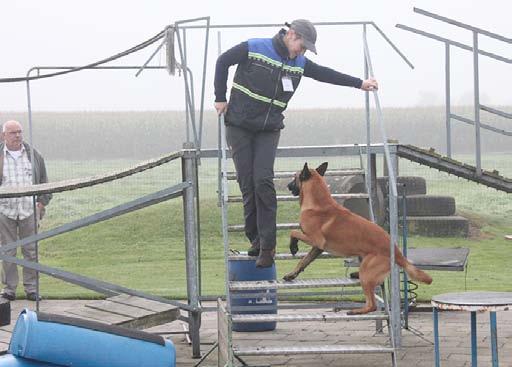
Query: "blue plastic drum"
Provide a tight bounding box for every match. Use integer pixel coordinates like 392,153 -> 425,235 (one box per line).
9,309 -> 176,367
228,257 -> 277,331
0,354 -> 61,366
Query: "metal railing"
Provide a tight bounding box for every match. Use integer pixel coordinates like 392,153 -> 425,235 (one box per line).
0,148 -> 203,358
363,25 -> 400,352
397,7 -> 512,175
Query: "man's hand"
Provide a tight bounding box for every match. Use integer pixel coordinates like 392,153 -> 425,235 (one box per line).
360,78 -> 378,92
215,102 -> 228,115
36,202 -> 45,220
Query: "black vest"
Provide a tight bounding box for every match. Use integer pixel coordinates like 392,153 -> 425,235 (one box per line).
225,33 -> 305,131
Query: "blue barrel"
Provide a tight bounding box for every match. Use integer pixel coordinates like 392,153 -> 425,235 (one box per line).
228,257 -> 277,331
0,354 -> 62,367
9,309 -> 176,367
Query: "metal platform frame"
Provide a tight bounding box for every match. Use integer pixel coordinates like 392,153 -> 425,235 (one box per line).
204,19 -> 415,366
397,7 -> 512,176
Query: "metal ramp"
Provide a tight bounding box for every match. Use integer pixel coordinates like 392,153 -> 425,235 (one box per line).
397,144 -> 512,193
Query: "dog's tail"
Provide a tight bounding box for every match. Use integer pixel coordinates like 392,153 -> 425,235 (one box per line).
395,246 -> 433,285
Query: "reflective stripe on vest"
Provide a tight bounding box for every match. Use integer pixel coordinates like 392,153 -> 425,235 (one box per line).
232,82 -> 287,108
247,52 -> 304,74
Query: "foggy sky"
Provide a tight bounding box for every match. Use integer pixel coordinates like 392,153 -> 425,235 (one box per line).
0,0 -> 510,111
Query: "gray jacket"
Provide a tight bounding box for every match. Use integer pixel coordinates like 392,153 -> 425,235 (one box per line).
0,142 -> 52,206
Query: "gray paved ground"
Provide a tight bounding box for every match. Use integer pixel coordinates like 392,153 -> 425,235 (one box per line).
2,301 -> 512,366
149,303 -> 512,367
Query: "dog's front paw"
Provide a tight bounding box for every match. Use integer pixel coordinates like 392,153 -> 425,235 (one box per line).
283,272 -> 298,281
289,237 -> 299,256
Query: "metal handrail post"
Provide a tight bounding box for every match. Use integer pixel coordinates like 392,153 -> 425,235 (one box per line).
182,144 -> 201,358
183,28 -> 190,143
363,31 -> 401,348
198,17 -> 210,148
388,151 -> 401,347
473,30 -> 482,175
219,114 -> 231,312
363,24 -> 375,223
175,26 -> 198,146
25,73 -> 40,312
445,43 -> 452,158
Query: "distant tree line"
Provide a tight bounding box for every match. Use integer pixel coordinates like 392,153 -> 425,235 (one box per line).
0,106 -> 510,160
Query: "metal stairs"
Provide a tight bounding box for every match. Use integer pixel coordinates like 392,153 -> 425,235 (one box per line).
218,128 -> 398,366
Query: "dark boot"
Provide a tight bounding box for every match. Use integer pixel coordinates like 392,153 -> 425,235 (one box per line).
256,249 -> 275,268
247,242 -> 260,257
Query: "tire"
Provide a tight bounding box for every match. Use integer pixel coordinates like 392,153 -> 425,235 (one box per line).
399,195 -> 456,216
405,215 -> 469,237
378,176 -> 427,196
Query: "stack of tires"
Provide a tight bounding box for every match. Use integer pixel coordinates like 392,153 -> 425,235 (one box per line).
379,176 -> 469,237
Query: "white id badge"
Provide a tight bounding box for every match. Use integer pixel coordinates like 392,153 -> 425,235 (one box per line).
281,76 -> 294,92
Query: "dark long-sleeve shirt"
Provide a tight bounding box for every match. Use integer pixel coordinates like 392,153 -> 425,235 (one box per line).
214,41 -> 363,102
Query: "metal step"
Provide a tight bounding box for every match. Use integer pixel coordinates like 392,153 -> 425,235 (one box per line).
228,251 -> 340,261
229,277 -> 360,291
231,311 -> 388,323
226,169 -> 365,180
234,344 -> 394,356
228,222 -> 300,232
227,193 -> 368,203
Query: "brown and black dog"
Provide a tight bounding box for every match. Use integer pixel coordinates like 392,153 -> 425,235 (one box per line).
284,162 -> 432,315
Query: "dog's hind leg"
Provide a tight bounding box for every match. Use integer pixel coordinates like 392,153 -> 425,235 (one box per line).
347,255 -> 389,315
283,247 -> 323,281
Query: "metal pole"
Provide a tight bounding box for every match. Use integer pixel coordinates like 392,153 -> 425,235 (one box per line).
219,114 -> 230,311
183,28 -> 190,143
473,31 -> 482,175
490,312 -> 499,367
388,150 -> 401,347
433,307 -> 440,367
198,17 -> 210,148
26,77 -> 40,311
182,144 -> 201,358
470,311 -> 478,366
445,43 -> 452,158
401,185 -> 409,330
217,31 -> 223,208
175,27 -> 198,146
363,24 -> 375,223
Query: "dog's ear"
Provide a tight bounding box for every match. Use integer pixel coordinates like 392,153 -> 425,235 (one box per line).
316,162 -> 328,176
299,162 -> 311,181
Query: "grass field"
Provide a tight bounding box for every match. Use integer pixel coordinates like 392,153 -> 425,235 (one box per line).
19,151 -> 510,302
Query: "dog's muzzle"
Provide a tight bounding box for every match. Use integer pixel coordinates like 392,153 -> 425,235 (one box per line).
287,179 -> 300,196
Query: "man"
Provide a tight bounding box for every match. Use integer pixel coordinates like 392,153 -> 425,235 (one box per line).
0,120 -> 51,301
214,19 -> 378,268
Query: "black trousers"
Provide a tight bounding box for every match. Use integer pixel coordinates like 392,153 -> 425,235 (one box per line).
226,125 -> 280,250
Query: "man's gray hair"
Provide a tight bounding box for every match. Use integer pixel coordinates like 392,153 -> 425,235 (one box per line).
2,120 -> 22,133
